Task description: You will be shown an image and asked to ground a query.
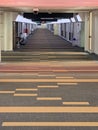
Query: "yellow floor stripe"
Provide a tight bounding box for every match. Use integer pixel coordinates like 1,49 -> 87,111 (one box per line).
1,69 -> 98,72
53,70 -> 98,72
16,89 -> 38,91
37,97 -> 62,100
0,73 -> 38,76
56,77 -> 74,79
0,91 -> 15,94
0,69 -> 68,72
14,94 -> 38,96
70,70 -> 98,72
0,79 -> 98,83
0,107 -> 98,113
38,75 -> 55,77
2,122 -> 98,126
2,61 -> 97,67
38,86 -> 58,88
57,83 -> 78,85
62,102 -> 89,105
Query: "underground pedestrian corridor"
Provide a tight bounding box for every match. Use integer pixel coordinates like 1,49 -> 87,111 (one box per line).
2,28 -> 90,62
0,28 -> 98,130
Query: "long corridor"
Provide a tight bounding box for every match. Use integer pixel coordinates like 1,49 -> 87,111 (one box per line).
0,28 -> 98,130
2,28 -> 88,62
16,28 -> 83,51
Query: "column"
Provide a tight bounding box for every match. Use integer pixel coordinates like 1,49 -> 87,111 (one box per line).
54,23 -> 60,35
3,12 -> 18,51
0,11 -> 3,62
92,11 -> 98,54
83,12 -> 90,52
89,12 -> 93,52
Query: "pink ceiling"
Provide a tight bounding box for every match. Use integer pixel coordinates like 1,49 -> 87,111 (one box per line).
0,0 -> 98,8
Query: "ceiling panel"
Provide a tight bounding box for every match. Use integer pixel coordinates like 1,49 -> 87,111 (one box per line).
0,0 -> 98,9
23,13 -> 73,21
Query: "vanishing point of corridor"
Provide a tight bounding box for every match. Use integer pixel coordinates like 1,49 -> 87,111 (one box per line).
0,28 -> 98,130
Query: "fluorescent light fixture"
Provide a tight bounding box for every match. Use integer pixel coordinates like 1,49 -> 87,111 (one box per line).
71,17 -> 76,22
64,19 -> 70,23
57,19 -> 70,23
76,15 -> 82,22
15,15 -> 37,24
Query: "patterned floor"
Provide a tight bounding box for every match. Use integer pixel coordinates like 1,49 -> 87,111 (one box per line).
0,29 -> 98,129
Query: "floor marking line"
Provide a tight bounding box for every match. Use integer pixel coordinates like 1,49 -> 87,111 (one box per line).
38,75 -> 55,76
37,97 -> 62,100
53,70 -> 98,72
14,94 -> 38,96
16,89 -> 38,91
2,55 -> 89,58
0,91 -> 15,94
60,69 -> 96,71
2,122 -> 98,126
62,102 -> 90,105
57,83 -> 78,85
0,107 -> 98,113
56,77 -> 74,79
37,86 -> 59,88
1,79 -> 98,82
0,70 -> 68,72
1,69 -> 98,72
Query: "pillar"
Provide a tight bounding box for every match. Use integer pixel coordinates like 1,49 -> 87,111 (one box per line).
89,12 -> 93,52
54,23 -> 60,35
92,11 -> 98,54
3,12 -> 18,51
78,13 -> 85,48
79,12 -> 94,53
82,12 -> 89,52
0,11 -> 3,62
